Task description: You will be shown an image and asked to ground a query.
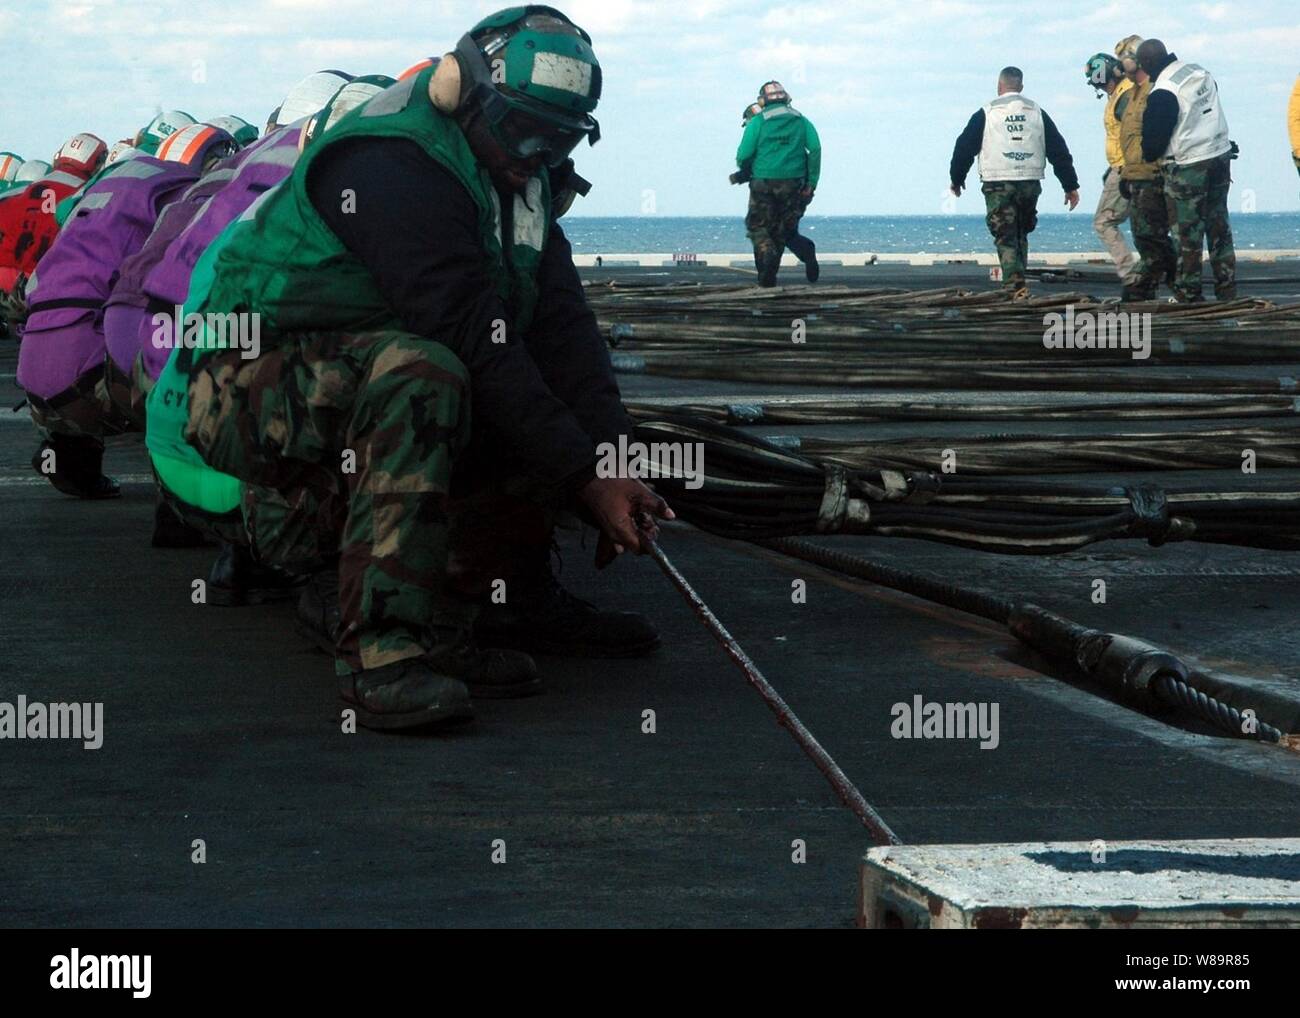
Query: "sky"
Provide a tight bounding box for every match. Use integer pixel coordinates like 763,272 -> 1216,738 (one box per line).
2,0 -> 1298,216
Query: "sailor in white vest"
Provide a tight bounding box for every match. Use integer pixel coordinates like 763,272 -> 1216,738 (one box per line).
1138,38 -> 1236,302
950,67 -> 1080,298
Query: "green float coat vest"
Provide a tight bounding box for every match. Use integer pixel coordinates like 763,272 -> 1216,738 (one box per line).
735,100 -> 821,187
146,225 -> 247,514
146,65 -> 553,514
199,65 -> 550,334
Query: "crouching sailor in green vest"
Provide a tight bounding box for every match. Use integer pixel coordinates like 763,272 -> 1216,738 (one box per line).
152,6 -> 673,732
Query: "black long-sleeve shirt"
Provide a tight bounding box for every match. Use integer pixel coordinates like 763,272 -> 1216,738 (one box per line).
1140,55 -> 1181,164
949,106 -> 1080,192
307,136 -> 631,491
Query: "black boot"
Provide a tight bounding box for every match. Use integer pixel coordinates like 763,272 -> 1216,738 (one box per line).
340,658 -> 474,732
475,551 -> 660,659
425,627 -> 542,699
753,247 -> 780,287
31,435 -> 119,499
206,542 -> 305,607
151,499 -> 209,548
299,568 -> 541,699
296,566 -> 341,653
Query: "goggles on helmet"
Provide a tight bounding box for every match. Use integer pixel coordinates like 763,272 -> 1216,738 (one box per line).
453,15 -> 600,168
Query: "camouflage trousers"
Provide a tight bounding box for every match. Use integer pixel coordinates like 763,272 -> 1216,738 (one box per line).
1162,154 -> 1236,301
1126,179 -> 1178,298
185,329 -> 560,675
104,354 -> 153,433
26,365 -> 136,444
746,178 -> 807,284
186,329 -> 473,674
981,180 -> 1041,290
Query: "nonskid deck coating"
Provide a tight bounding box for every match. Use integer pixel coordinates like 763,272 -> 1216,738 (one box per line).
2,263 -> 1298,927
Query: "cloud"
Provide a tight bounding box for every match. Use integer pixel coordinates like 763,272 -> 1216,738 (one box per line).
6,0 -> 1300,214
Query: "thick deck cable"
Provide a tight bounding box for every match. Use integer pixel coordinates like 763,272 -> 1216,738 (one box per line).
764,537 -> 1287,744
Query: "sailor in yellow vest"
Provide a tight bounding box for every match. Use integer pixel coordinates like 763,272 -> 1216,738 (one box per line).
1114,35 -> 1177,300
1289,73 -> 1300,181
1085,52 -> 1138,285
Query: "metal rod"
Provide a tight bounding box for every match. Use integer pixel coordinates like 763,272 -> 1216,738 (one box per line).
646,538 -> 902,846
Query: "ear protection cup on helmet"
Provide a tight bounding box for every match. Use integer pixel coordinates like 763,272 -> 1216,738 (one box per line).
428,52 -> 464,114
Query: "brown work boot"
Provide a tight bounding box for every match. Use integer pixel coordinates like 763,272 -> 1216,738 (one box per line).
340,658 -> 474,732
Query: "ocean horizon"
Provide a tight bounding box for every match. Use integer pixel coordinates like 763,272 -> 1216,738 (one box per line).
561,213 -> 1300,253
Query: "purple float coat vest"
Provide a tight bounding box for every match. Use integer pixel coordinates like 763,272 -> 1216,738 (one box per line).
16,156 -> 199,399
103,163 -> 241,376
136,126 -> 300,380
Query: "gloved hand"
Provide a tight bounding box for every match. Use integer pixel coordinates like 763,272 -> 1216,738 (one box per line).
800,186 -> 814,203
728,171 -> 742,185
1229,140 -> 1240,159
1119,178 -> 1131,200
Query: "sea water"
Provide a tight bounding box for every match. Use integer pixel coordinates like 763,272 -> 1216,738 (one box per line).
562,213 -> 1300,254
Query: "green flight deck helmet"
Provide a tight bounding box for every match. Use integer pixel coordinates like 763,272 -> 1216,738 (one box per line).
1084,52 -> 1122,95
437,5 -> 603,167
134,110 -> 198,155
206,115 -> 260,149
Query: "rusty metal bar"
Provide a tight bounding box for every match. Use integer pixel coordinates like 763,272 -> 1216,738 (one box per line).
646,538 -> 902,846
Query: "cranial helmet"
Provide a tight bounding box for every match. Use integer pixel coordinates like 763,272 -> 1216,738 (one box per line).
1084,52 -> 1122,93
15,159 -> 52,182
399,57 -> 439,81
742,101 -> 764,125
206,115 -> 260,149
1114,34 -> 1143,74
52,133 -> 108,179
271,69 -> 354,129
105,140 -> 142,165
134,110 -> 197,155
299,74 -> 398,149
759,81 -> 789,104
156,123 -> 238,170
430,6 -> 602,167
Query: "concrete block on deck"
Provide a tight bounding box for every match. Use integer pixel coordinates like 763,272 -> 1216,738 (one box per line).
861,838 -> 1300,928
